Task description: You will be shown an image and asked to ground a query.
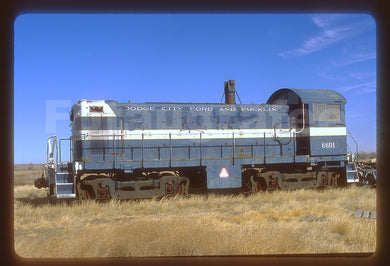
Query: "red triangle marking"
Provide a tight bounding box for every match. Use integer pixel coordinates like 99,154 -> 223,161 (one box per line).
219,168 -> 229,178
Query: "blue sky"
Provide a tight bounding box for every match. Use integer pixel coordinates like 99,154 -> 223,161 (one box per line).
14,14 -> 376,164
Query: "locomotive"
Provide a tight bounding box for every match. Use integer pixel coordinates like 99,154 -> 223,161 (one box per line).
35,80 -> 349,200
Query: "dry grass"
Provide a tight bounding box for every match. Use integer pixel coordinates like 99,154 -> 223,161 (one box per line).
14,184 -> 376,258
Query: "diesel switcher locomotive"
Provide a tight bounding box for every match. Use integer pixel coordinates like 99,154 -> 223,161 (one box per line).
35,80 -> 349,200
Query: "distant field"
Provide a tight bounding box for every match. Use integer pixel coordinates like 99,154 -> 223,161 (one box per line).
14,169 -> 376,258
14,164 -> 42,186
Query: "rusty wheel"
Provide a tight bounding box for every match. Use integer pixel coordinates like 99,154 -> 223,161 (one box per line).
177,179 -> 189,196
322,174 -> 328,186
166,183 -> 175,194
177,182 -> 184,195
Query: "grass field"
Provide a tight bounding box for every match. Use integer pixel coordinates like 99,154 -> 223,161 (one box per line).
14,166 -> 376,258
14,164 -> 42,186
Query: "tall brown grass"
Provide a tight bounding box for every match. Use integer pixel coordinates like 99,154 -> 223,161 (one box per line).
14,184 -> 376,258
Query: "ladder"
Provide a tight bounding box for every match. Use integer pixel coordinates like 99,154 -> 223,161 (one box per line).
54,162 -> 76,198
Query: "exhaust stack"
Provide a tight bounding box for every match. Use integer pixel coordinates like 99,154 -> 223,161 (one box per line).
224,80 -> 236,104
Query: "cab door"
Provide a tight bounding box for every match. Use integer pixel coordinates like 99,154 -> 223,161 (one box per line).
290,103 -> 310,155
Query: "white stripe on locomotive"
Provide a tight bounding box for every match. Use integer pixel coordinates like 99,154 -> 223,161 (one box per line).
76,127 -> 346,141
309,127 -> 346,137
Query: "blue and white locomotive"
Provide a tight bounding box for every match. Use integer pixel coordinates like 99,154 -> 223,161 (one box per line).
35,80 -> 348,199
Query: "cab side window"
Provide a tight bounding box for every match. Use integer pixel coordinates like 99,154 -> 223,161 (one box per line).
327,104 -> 341,121
313,104 -> 341,122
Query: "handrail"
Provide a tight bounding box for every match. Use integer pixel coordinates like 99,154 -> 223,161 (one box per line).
263,132 -> 266,164
82,128 -> 297,165
293,131 -> 296,163
169,133 -> 172,167
232,132 -> 235,165
141,132 -> 144,168
347,131 -> 359,164
113,133 -> 116,167
295,103 -> 306,134
47,136 -> 57,165
200,132 -> 202,165
88,133 -> 125,137
58,137 -> 72,163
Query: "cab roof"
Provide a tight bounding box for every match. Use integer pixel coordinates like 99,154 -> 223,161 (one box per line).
267,88 -> 347,105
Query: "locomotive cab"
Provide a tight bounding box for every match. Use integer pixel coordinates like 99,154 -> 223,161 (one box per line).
267,89 -> 347,158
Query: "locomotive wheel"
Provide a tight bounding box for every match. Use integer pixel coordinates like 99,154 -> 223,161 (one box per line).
76,175 -> 113,200
256,181 -> 263,191
163,178 -> 189,199
166,183 -> 175,194
175,180 -> 189,196
330,173 -> 339,186
76,181 -> 95,200
249,175 -> 266,193
316,171 -> 339,188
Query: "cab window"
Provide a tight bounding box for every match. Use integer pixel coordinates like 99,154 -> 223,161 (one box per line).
313,104 -> 341,122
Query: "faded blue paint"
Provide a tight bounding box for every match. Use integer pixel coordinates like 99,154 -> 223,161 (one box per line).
205,160 -> 242,189
72,103 -> 289,131
266,88 -> 347,163
310,136 -> 347,156
267,88 -> 346,105
67,88 -> 349,190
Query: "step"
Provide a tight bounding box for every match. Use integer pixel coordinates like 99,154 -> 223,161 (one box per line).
346,170 -> 358,183
56,173 -> 73,183
56,163 -> 73,174
56,193 -> 76,199
56,183 -> 74,196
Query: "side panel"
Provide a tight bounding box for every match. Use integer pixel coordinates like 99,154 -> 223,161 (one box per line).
310,136 -> 347,156
71,101 -> 299,190
310,127 -> 347,156
205,160 -> 242,189
74,134 -> 296,166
